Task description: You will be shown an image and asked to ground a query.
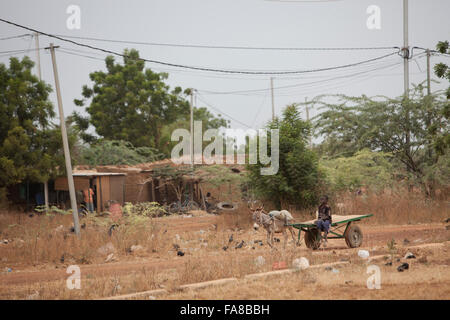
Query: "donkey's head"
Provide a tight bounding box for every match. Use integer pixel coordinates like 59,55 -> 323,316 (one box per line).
248,201 -> 264,230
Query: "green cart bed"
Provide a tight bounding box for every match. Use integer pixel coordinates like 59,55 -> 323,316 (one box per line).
287,214 -> 373,250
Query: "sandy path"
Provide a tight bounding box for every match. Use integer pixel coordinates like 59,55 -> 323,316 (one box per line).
0,215 -> 447,287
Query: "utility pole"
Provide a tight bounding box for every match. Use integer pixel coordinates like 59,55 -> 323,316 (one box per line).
402,0 -> 411,171
270,77 -> 275,120
426,49 -> 431,95
190,89 -> 194,168
34,33 -> 42,80
47,43 -> 80,236
426,49 -> 432,161
305,97 -> 312,149
34,32 -> 48,211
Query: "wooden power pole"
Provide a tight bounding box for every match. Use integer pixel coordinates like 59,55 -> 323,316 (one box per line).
270,77 -> 275,120
34,32 -> 49,211
47,43 -> 80,236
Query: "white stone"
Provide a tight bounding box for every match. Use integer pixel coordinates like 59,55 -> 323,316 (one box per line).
292,257 -> 310,270
255,256 -> 266,267
358,250 -> 370,259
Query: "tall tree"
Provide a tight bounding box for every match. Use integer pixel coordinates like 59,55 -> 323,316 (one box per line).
0,57 -> 63,202
73,49 -> 191,149
247,104 -> 321,209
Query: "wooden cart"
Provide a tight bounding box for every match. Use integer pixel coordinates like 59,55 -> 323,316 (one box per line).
288,214 -> 373,250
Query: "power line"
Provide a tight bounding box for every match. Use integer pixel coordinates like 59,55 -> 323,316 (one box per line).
0,33 -> 32,41
198,57 -> 411,95
52,33 -> 396,52
0,18 -> 400,75
197,94 -> 253,129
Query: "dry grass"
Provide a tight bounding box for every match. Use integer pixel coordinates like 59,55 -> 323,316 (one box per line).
0,189 -> 449,300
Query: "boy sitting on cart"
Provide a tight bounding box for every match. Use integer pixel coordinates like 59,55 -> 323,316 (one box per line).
315,195 -> 332,247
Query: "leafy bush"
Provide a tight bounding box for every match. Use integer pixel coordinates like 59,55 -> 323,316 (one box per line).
78,140 -> 164,166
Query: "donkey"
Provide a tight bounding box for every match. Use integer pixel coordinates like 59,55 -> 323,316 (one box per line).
250,205 -> 299,248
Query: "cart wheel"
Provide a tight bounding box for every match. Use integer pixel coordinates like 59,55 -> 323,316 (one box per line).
305,228 -> 321,250
344,224 -> 363,248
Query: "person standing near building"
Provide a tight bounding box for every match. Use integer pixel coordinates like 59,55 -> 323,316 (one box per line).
83,187 -> 95,213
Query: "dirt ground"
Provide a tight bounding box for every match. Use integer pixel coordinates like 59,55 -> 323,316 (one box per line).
0,212 -> 449,300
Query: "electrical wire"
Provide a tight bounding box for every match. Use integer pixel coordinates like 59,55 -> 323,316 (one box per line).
0,18 -> 400,75
52,33 -> 396,51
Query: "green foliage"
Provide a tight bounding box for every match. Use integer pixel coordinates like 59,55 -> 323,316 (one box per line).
320,149 -> 394,192
247,104 -> 321,209
122,201 -> 167,217
73,49 -> 224,158
314,86 -> 449,191
0,56 -> 68,202
159,106 -> 229,156
434,40 -> 450,99
78,139 -> 164,166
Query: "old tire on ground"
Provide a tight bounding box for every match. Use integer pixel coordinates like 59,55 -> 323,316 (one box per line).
216,202 -> 238,211
304,228 -> 321,250
344,224 -> 363,248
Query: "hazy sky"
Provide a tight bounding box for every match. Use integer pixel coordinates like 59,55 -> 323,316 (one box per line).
1,0 -> 449,133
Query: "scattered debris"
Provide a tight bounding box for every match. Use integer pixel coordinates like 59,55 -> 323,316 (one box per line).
292,257 -> 309,270
129,245 -> 144,253
97,242 -> 116,256
273,238 -> 280,243
228,234 -> 234,243
148,296 -> 156,300
272,261 -> 287,270
105,253 -> 117,263
255,256 -> 265,267
2,239 -> 10,244
345,280 -> 353,285
81,223 -> 86,229
325,266 -> 333,271
358,250 -> 370,259
443,218 -> 450,223
231,168 -> 240,173
222,246 -> 228,251
60,254 -> 65,263
397,263 -> 409,272
385,261 -> 392,266
183,215 -> 192,218
173,244 -> 180,251
404,252 -> 416,259
175,234 -> 181,242
235,240 -> 245,249
28,213 -> 34,218
177,250 -> 185,257
54,225 -> 64,233
403,238 -> 410,245
4,267 -> 12,273
331,268 -> 340,274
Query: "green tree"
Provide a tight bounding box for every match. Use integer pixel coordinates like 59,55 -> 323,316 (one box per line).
159,106 -> 229,156
314,85 -> 449,193
432,40 -> 450,155
247,104 -> 321,209
434,40 -> 450,99
73,49 -> 190,149
320,149 -> 394,193
0,57 -> 62,202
